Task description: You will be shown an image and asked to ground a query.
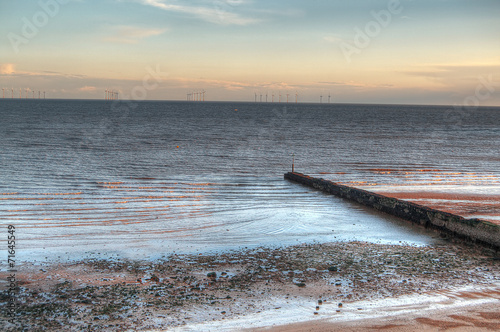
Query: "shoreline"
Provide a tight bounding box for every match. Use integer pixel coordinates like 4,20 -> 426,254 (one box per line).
376,191 -> 500,225
1,241 -> 498,331
252,299 -> 500,332
284,172 -> 500,250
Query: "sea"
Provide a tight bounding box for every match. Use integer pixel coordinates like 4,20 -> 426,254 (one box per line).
1,100 -> 499,262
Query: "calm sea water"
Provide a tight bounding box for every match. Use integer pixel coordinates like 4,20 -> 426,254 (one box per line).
1,100 -> 499,261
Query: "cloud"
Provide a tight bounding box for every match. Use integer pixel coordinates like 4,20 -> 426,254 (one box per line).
9,69 -> 86,79
317,80 -> 393,89
323,35 -> 343,44
318,81 -> 346,86
401,64 -> 500,85
105,26 -> 167,44
79,86 -> 97,92
175,76 -> 252,90
138,0 -> 259,25
0,64 -> 16,75
0,64 -> 85,79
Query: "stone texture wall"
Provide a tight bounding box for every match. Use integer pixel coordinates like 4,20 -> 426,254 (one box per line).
285,172 -> 500,251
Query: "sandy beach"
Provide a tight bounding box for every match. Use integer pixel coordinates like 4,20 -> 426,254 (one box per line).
1,241 -> 498,331
377,192 -> 500,226
256,301 -> 500,332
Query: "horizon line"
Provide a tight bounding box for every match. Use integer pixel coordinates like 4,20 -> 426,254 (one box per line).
1,98 -> 500,108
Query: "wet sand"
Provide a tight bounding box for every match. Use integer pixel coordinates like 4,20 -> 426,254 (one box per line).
1,241 -> 498,331
258,301 -> 500,332
379,192 -> 500,225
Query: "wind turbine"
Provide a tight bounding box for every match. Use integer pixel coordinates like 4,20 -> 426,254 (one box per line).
328,92 -> 331,103
279,92 -> 282,103
295,91 -> 298,103
11,88 -> 14,98
272,93 -> 275,103
286,93 -> 290,103
266,93 -> 268,103
19,88 -> 22,99
320,94 -> 323,104
260,93 -> 262,103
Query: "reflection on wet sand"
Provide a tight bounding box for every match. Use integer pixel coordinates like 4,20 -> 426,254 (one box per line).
380,191 -> 500,225
1,177 -> 445,262
330,168 -> 500,225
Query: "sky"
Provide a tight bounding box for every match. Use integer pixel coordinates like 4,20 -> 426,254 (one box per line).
1,0 -> 499,105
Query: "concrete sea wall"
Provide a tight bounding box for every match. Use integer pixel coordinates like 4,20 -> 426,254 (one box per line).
284,172 -> 500,251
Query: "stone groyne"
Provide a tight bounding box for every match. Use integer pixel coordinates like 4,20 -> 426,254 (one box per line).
284,172 -> 500,251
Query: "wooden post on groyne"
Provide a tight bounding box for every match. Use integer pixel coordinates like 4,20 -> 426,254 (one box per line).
284,172 -> 500,251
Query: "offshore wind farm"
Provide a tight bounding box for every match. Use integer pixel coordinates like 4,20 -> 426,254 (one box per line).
1,87 -> 46,99
1,0 -> 499,331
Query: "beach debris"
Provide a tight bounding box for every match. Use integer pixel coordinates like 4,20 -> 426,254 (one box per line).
5,241 -> 499,331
